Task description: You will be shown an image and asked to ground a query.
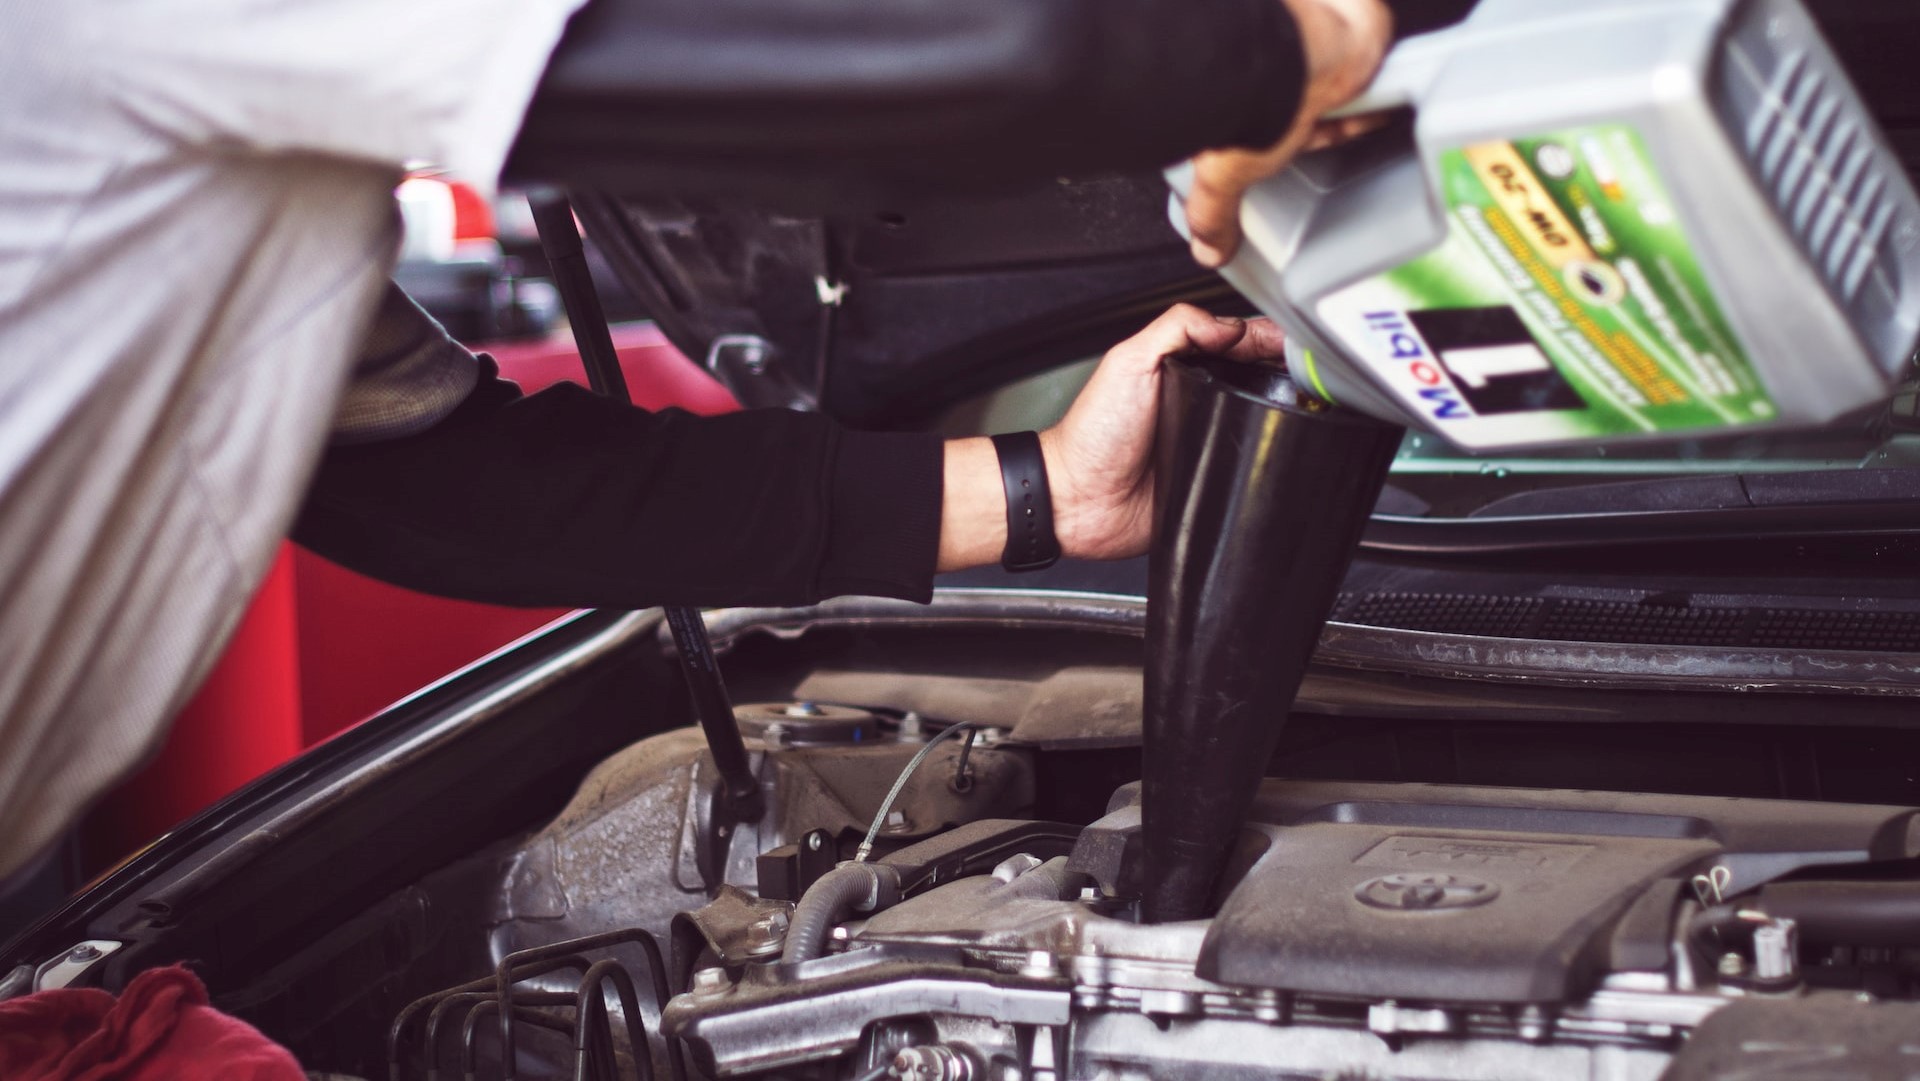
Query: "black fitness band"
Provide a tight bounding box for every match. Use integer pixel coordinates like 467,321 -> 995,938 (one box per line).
990,431 -> 1062,573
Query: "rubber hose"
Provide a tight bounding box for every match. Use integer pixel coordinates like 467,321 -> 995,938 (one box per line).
1754,881 -> 1920,946
783,863 -> 899,964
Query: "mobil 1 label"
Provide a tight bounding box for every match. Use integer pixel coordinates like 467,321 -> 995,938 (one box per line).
1318,123 -> 1776,450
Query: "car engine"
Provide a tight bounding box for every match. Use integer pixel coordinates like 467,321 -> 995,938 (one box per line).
359,681 -> 1920,1081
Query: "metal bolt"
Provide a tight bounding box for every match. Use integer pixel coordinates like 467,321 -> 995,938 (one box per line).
1078,886 -> 1100,904
898,712 -> 924,739
783,701 -> 825,718
881,809 -> 913,835
806,832 -> 824,852
691,967 -> 730,996
761,722 -> 788,748
67,944 -> 100,963
1718,952 -> 1747,979
891,1045 -> 972,1081
744,913 -> 790,957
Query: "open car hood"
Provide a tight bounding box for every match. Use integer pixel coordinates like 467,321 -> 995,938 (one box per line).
570,176 -> 1226,428
567,0 -> 1920,431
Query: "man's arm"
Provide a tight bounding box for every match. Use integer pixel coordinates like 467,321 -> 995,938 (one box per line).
296,361 -> 947,608
295,290 -> 1277,609
300,284 -> 932,607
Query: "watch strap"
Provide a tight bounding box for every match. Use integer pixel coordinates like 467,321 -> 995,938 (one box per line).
990,431 -> 1062,573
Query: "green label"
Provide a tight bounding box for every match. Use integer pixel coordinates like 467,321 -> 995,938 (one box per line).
1318,124 -> 1772,449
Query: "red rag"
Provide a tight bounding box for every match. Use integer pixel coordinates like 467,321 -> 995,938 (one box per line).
0,963 -> 303,1080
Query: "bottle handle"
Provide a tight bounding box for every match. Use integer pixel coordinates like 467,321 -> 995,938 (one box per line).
1161,20 -> 1464,238
1323,25 -> 1458,119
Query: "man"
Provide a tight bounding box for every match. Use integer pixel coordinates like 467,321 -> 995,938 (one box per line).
0,0 -> 1389,881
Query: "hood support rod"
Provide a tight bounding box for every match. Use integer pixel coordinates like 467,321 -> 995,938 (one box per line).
529,191 -> 766,824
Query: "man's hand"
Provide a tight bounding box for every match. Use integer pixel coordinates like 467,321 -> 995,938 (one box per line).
937,305 -> 1288,571
1184,0 -> 1393,268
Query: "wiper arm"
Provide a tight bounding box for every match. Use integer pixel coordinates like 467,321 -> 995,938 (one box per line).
1364,468 -> 1920,557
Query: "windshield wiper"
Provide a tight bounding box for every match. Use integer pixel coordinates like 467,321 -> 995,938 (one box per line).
1365,468 -> 1920,556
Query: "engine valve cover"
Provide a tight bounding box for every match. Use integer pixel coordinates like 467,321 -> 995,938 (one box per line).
1167,779 -> 1920,1003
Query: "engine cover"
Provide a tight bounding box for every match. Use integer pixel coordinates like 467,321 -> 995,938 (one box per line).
665,780 -> 1920,1079
1189,780 -> 1920,1003
1205,820 -> 1712,1003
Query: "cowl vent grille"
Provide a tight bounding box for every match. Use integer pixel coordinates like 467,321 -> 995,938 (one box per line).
1334,591 -> 1920,653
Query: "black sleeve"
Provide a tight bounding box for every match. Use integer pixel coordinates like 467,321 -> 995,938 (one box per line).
291,359 -> 944,609
506,0 -> 1308,187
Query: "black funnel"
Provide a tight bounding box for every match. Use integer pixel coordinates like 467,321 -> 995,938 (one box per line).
1141,353 -> 1402,923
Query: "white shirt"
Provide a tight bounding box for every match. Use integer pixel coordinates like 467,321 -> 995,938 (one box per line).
0,0 -> 586,879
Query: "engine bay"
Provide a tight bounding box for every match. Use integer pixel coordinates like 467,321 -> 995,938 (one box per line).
19,591 -> 1920,1081
379,690 -> 1920,1081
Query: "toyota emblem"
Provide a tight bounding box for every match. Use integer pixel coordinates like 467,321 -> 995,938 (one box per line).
1355,873 -> 1500,911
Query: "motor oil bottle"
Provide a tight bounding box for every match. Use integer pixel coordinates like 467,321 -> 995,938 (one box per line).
1171,0 -> 1920,450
